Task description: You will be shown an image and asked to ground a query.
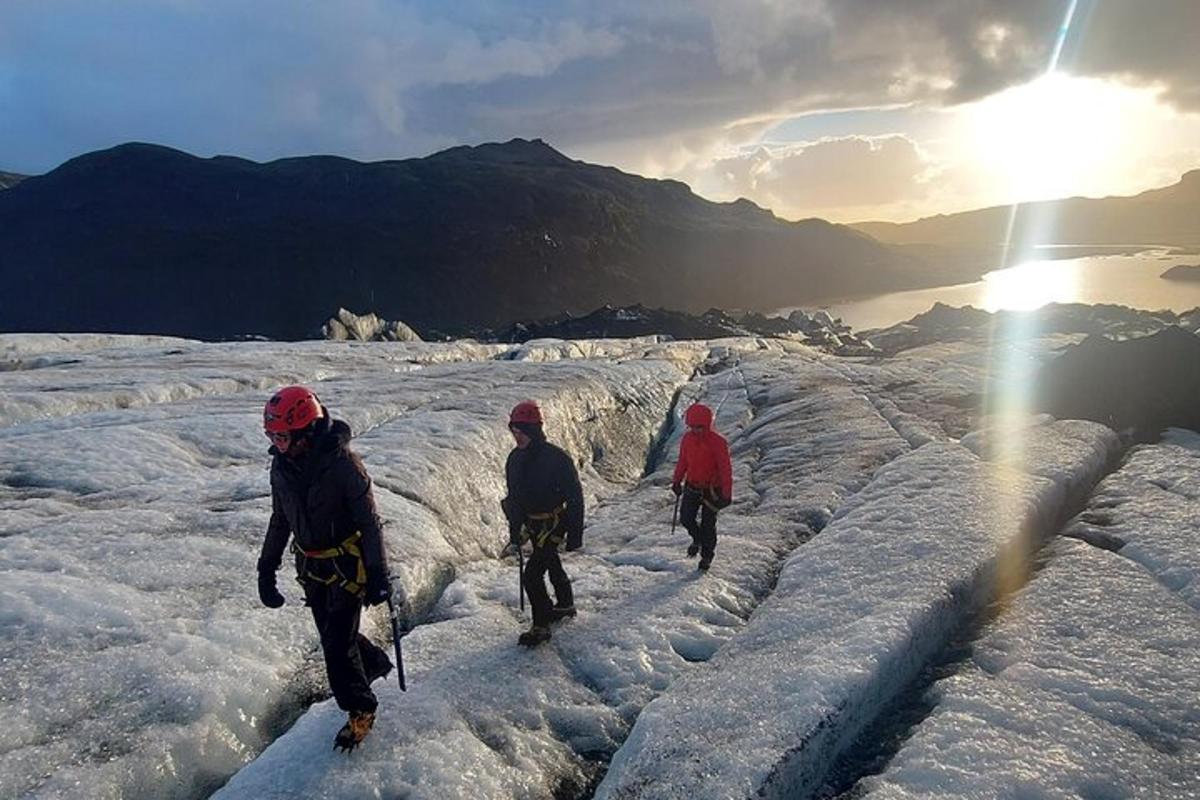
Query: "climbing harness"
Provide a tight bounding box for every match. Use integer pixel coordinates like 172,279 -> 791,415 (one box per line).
519,502 -> 567,548
292,530 -> 367,596
684,484 -> 722,512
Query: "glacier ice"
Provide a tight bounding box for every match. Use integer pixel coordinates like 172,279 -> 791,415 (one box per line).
595,420 -> 1117,799
860,534 -> 1200,798
3,330 -> 1197,800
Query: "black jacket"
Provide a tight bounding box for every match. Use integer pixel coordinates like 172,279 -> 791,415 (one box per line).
259,416 -> 387,575
502,434 -> 584,546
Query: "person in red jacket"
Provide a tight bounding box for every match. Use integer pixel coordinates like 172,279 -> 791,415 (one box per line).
671,402 -> 733,571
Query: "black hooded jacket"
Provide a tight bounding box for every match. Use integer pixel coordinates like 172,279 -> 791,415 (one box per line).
258,415 -> 387,575
502,430 -> 584,544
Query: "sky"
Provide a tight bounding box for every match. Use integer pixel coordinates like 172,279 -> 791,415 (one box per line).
3,0 -> 1199,222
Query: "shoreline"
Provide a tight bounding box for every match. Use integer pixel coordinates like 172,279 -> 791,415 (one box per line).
777,247 -> 1200,330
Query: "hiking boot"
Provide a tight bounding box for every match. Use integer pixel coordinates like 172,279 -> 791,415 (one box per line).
333,710 -> 375,753
698,557 -> 712,571
686,542 -> 700,558
518,625 -> 552,647
550,604 -> 577,623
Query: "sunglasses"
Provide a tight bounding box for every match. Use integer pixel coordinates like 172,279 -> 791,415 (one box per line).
265,430 -> 295,452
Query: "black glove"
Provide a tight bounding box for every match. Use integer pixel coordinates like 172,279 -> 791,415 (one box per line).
509,524 -> 525,547
671,482 -> 682,497
257,569 -> 285,608
364,568 -> 391,607
565,530 -> 583,551
714,494 -> 732,509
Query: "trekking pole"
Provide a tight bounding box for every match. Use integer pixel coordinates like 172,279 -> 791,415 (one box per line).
671,492 -> 680,535
386,578 -> 408,692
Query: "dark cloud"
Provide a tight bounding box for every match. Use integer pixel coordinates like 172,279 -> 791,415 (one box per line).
1,0 -> 1197,173
1066,0 -> 1200,110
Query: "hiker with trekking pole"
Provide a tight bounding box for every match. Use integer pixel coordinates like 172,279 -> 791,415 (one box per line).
256,386 -> 397,752
501,401 -> 584,647
671,402 -> 733,571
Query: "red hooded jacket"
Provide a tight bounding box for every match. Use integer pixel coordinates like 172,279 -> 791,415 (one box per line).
672,403 -> 733,500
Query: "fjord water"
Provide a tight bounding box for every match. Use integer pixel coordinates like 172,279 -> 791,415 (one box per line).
819,249 -> 1200,331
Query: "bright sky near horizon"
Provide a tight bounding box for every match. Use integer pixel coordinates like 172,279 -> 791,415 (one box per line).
3,0 -> 1199,222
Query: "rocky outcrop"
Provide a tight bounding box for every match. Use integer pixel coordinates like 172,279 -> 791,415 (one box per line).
470,304 -> 878,356
868,302 -> 1200,355
1035,325 -> 1200,440
320,308 -> 422,342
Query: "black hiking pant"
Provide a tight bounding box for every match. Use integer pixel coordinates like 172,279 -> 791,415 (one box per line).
524,542 -> 574,628
304,583 -> 392,713
680,486 -> 718,561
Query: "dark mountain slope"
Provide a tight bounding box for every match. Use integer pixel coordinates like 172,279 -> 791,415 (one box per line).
852,171 -> 1200,251
0,139 -> 929,339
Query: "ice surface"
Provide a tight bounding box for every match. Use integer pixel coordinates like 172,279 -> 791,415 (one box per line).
962,415 -> 1119,510
833,334 -> 1078,444
213,347 -> 914,798
0,339 -> 697,799
596,420 -> 1116,800
1067,441 -> 1200,612
5,330 -> 1173,800
860,535 -> 1200,799
0,336 -> 511,429
1,333 -> 194,359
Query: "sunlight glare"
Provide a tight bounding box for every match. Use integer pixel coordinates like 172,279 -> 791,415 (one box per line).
963,74 -> 1139,203
981,259 -> 1080,312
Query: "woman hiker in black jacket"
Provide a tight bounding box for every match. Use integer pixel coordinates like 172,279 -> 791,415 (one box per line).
256,386 -> 392,752
502,400 -> 584,647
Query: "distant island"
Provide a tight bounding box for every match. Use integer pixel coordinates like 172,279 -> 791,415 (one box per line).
1161,264 -> 1200,281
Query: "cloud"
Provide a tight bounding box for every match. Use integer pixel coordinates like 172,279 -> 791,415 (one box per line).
684,135 -> 935,221
2,0 -> 1198,193
0,0 -> 628,168
1066,0 -> 1200,110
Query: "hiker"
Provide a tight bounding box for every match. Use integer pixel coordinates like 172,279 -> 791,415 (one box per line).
672,402 -> 733,571
501,400 -> 584,647
256,385 -> 392,752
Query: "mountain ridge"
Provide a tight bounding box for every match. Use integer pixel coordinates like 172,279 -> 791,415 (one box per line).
0,138 -> 944,340
0,171 -> 26,190
850,170 -> 1200,253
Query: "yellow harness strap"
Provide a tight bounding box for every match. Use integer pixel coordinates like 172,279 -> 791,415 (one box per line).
521,503 -> 567,548
292,531 -> 367,596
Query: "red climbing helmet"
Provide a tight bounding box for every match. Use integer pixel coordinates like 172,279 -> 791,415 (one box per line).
263,386 -> 324,452
509,400 -> 543,426
684,403 -> 713,428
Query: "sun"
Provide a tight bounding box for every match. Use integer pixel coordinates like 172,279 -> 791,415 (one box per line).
959,73 -> 1140,203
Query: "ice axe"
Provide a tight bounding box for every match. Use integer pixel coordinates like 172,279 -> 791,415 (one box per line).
517,543 -> 526,614
671,491 -> 680,535
386,578 -> 408,692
